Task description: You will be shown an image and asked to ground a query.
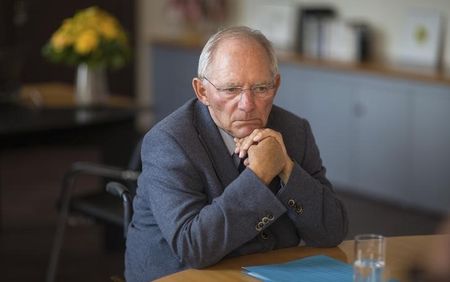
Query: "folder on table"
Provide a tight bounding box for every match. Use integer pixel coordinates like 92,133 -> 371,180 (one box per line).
242,255 -> 353,282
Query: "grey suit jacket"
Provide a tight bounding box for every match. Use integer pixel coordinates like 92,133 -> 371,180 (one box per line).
125,99 -> 348,282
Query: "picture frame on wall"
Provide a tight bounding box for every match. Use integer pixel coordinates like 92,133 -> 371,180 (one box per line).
245,1 -> 299,51
398,9 -> 444,69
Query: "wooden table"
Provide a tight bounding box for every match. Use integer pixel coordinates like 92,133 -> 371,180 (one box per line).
1,82 -> 138,153
155,234 -> 447,282
18,82 -> 135,108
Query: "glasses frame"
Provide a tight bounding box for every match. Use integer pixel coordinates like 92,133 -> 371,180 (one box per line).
202,76 -> 276,99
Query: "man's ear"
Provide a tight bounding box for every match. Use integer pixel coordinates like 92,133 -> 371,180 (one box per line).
192,78 -> 209,106
273,74 -> 281,96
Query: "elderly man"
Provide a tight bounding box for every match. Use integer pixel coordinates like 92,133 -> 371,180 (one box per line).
125,26 -> 348,282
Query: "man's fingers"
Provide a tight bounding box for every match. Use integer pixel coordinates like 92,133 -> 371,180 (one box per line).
252,129 -> 283,151
234,138 -> 242,154
239,141 -> 255,158
235,128 -> 285,158
236,130 -> 260,157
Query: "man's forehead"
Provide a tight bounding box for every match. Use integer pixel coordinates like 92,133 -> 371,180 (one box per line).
208,38 -> 271,75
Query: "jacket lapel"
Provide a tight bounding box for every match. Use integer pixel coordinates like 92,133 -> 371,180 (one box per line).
193,100 -> 239,190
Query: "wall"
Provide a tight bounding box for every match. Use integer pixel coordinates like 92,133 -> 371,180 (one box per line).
136,0 -> 450,107
239,0 -> 450,65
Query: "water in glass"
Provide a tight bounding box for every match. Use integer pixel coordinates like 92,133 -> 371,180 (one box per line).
353,258 -> 385,282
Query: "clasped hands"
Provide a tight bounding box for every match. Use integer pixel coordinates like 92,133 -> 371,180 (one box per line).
234,128 -> 294,185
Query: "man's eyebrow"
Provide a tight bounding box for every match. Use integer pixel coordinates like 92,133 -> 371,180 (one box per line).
253,81 -> 272,86
223,80 -> 272,87
221,82 -> 241,87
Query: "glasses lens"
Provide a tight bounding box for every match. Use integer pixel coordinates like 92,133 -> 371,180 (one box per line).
252,85 -> 269,93
205,77 -> 274,98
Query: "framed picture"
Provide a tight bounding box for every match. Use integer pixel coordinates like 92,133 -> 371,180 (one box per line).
245,1 -> 299,51
398,9 -> 443,68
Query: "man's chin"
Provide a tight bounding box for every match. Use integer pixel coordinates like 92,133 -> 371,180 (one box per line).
232,126 -> 261,138
230,119 -> 265,137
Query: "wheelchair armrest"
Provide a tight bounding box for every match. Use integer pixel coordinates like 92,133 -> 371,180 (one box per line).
106,181 -> 133,237
68,161 -> 139,181
56,161 -> 139,210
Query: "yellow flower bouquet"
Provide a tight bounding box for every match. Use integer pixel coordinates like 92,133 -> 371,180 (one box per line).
42,6 -> 131,69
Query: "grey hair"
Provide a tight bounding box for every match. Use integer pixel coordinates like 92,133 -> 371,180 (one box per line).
197,26 -> 279,79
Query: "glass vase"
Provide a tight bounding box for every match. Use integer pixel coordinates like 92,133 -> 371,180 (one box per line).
75,63 -> 108,107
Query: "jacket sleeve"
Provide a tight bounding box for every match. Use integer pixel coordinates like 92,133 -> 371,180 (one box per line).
139,129 -> 287,269
276,119 -> 348,247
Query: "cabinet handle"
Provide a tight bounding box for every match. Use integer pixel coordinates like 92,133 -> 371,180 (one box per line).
353,102 -> 367,117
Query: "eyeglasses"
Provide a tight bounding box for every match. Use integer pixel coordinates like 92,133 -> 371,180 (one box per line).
202,77 -> 275,99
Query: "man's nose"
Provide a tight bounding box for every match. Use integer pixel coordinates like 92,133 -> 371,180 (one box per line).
237,90 -> 256,112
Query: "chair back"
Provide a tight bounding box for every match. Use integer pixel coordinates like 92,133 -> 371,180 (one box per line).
124,138 -> 142,197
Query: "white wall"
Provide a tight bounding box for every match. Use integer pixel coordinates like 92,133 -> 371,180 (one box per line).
239,0 -> 450,64
136,0 -> 450,108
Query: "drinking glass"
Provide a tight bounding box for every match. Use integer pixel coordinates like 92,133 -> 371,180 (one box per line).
353,234 -> 386,282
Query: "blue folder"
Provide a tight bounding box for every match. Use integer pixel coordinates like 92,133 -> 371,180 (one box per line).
242,255 -> 353,282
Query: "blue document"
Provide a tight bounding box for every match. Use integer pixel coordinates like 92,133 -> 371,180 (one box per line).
242,255 -> 353,282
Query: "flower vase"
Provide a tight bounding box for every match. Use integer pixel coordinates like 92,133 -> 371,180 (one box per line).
75,63 -> 108,107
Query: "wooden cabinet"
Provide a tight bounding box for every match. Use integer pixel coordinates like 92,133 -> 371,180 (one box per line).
277,65 -> 450,213
151,42 -> 450,213
351,78 -> 411,203
410,84 -> 450,211
277,65 -> 356,188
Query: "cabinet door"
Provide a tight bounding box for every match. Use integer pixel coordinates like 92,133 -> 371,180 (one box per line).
352,78 -> 412,202
277,65 -> 355,187
411,84 -> 450,212
152,46 -> 199,121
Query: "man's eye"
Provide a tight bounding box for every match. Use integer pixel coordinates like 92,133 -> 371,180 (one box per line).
253,86 -> 269,93
223,87 -> 240,95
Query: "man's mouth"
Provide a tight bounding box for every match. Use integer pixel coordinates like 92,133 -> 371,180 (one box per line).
234,118 -> 259,123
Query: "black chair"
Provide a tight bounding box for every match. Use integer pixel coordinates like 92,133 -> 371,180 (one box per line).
105,181 -> 133,238
46,141 -> 141,282
104,181 -> 134,282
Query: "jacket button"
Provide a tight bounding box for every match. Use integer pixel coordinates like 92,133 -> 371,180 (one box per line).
262,216 -> 269,224
260,231 -> 269,240
256,221 -> 264,231
296,205 -> 304,215
288,199 -> 295,207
